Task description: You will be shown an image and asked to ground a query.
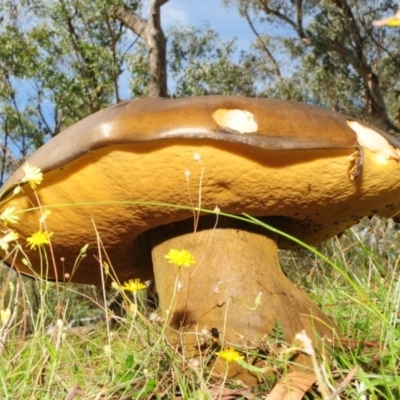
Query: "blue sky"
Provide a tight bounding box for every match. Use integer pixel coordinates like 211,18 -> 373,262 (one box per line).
162,0 -> 254,48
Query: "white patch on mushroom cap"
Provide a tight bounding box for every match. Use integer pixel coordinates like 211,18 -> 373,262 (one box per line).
212,109 -> 258,134
99,122 -> 113,138
347,120 -> 400,163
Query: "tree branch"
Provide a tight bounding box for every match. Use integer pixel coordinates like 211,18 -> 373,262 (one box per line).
257,0 -> 298,33
244,7 -> 281,78
115,7 -> 147,40
116,0 -> 168,97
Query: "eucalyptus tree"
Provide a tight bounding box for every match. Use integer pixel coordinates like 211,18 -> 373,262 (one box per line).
225,0 -> 400,133
0,0 -> 135,182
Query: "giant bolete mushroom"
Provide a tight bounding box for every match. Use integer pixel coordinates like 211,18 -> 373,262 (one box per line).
2,96 -> 400,362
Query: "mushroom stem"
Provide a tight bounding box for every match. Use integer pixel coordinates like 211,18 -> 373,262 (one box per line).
151,215 -> 337,355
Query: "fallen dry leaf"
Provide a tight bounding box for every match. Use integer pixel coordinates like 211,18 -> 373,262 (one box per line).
266,371 -> 317,400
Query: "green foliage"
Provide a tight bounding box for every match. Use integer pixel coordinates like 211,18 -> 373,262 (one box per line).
0,0 -> 130,179
128,24 -> 258,98
225,0 -> 400,133
128,41 -> 151,98
168,25 -> 257,97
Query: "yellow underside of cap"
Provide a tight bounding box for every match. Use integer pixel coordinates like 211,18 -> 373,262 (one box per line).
3,139 -> 400,284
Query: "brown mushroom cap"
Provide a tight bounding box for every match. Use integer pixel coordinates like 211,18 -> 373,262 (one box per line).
2,95 -> 400,285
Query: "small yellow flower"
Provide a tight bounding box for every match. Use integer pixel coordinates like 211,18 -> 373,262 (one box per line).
0,230 -> 19,251
0,308 -> 11,324
0,207 -> 19,225
165,249 -> 196,267
26,230 -> 53,250
120,279 -> 147,293
215,347 -> 244,363
21,163 -> 43,189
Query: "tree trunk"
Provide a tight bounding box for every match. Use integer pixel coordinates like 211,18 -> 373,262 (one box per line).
116,0 -> 168,98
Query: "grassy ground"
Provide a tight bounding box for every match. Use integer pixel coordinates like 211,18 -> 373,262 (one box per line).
1,216 -> 400,399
